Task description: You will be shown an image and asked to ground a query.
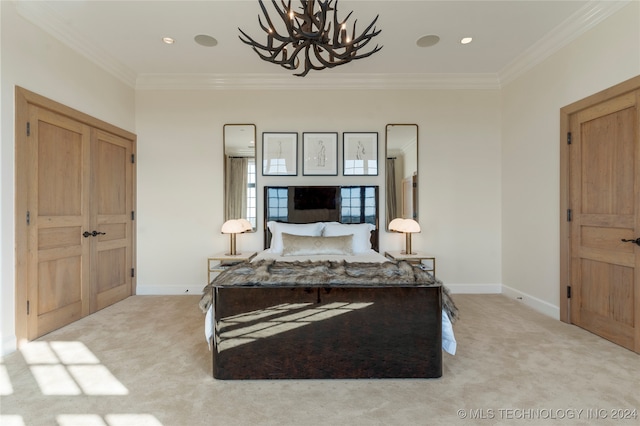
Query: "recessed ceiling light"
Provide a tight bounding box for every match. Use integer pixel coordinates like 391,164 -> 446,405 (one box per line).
194,34 -> 218,47
162,37 -> 175,45
461,37 -> 473,45
416,35 -> 440,48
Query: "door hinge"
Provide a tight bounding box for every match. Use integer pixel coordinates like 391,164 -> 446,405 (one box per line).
131,154 -> 135,164
27,300 -> 30,315
567,286 -> 572,299
26,122 -> 31,136
567,132 -> 572,145
26,211 -> 30,225
567,209 -> 572,222
131,211 -> 135,220
131,268 -> 135,278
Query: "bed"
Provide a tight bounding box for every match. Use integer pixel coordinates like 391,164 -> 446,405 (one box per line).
200,185 -> 457,379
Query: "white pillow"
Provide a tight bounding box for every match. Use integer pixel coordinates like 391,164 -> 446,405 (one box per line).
267,221 -> 325,254
322,222 -> 375,254
281,233 -> 354,256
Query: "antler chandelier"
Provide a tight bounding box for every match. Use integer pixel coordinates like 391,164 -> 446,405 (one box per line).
239,0 -> 382,77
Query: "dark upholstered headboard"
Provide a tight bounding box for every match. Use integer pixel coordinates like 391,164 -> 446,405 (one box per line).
264,186 -> 379,251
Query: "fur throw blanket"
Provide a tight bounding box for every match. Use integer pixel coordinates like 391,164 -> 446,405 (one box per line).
199,259 -> 458,323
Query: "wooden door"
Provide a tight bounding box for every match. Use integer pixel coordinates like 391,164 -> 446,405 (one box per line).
26,106 -> 92,339
91,130 -> 134,311
16,87 -> 136,342
561,77 -> 640,353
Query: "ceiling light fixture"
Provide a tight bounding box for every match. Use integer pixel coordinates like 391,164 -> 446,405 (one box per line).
162,37 -> 175,44
461,37 -> 473,45
239,0 -> 383,77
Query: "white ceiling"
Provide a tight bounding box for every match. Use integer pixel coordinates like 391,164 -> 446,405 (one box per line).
14,0 -> 629,89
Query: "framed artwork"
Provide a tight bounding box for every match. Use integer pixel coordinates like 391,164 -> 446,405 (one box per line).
343,132 -> 378,176
262,132 -> 298,175
302,132 -> 338,175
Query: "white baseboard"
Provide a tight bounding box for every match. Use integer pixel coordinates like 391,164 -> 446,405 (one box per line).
446,283 -> 502,294
135,285 -> 204,296
501,284 -> 560,320
446,283 -> 559,320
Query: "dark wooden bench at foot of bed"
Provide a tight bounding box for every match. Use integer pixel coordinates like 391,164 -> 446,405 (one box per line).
212,283 -> 442,380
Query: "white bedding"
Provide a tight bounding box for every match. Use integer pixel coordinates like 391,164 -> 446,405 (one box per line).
205,249 -> 457,355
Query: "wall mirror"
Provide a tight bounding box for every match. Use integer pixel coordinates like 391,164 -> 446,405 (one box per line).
385,124 -> 418,230
224,124 -> 257,230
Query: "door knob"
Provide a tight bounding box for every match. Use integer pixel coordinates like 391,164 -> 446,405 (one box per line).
621,238 -> 640,246
83,230 -> 107,238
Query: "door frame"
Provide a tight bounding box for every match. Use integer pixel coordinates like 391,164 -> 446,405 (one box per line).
560,75 -> 640,324
14,86 -> 137,345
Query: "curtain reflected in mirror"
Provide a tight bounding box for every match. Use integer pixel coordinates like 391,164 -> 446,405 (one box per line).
385,124 -> 418,230
224,124 -> 256,230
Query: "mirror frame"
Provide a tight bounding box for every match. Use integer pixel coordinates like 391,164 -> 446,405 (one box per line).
385,124 -> 418,231
223,124 -> 257,231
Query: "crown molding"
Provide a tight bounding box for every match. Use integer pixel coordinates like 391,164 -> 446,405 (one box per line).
135,73 -> 501,91
498,0 -> 631,86
14,0 -> 137,87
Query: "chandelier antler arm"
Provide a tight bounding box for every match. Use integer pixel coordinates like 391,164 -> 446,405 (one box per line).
238,15 -> 291,50
240,35 -> 301,70
255,46 -> 300,70
253,0 -> 317,45
239,9 -> 309,71
282,0 -> 329,43
259,0 -> 281,35
316,44 -> 380,65
310,44 -> 344,70
295,18 -> 331,40
316,17 -> 382,63
238,28 -> 275,52
324,14 -> 381,59
239,1 -> 301,50
264,0 -> 304,43
310,40 -> 381,70
348,16 -> 381,46
293,1 -> 331,40
294,45 -> 329,76
276,0 -> 318,42
331,9 -> 353,46
239,27 -> 298,69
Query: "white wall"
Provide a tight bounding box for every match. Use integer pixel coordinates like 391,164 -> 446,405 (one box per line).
0,2 -> 135,354
501,1 -> 640,317
135,88 -> 502,295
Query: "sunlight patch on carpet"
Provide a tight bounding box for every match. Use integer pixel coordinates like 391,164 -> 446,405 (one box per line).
21,341 -> 128,396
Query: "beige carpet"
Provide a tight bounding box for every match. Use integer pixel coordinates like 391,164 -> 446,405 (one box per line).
1,294 -> 638,426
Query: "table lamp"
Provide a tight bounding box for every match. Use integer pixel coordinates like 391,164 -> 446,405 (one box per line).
221,219 -> 252,255
388,218 -> 421,255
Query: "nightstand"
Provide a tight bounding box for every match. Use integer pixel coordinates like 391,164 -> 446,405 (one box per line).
384,251 -> 436,278
207,252 -> 256,284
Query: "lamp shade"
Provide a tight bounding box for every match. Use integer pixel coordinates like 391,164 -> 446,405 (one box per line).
388,218 -> 421,233
221,219 -> 245,234
237,218 -> 253,232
